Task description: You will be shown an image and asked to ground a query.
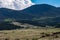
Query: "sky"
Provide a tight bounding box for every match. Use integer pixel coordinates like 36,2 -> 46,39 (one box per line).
31,0 -> 60,7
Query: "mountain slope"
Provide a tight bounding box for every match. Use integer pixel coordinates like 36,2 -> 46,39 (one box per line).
0,8 -> 34,20
21,4 -> 60,17
0,4 -> 60,26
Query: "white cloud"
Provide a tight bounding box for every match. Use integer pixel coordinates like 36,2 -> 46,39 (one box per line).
0,0 -> 34,10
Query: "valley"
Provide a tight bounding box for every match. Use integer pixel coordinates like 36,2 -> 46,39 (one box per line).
0,3 -> 60,40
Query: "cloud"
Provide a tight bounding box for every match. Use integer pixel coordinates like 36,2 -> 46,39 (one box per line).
0,0 -> 35,10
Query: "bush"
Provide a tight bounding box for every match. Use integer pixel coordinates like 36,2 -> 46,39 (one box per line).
15,38 -> 20,40
32,38 -> 38,40
5,38 -> 9,40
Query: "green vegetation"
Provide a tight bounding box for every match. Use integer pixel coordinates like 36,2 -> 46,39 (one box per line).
4,18 -> 16,22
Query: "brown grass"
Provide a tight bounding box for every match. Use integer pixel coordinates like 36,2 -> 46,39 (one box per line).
0,28 -> 60,40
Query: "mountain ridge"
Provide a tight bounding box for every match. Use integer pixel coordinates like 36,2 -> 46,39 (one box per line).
0,4 -> 60,27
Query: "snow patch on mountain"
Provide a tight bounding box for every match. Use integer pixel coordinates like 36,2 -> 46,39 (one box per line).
0,0 -> 34,10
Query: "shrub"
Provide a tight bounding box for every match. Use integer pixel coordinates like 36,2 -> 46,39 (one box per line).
15,38 -> 20,40
32,38 -> 38,40
5,38 -> 9,40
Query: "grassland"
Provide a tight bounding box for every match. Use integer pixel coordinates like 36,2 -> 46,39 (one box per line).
0,28 -> 60,40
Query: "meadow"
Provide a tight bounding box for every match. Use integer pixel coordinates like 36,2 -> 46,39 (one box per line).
0,28 -> 60,40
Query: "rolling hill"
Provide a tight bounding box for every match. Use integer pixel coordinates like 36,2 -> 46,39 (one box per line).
0,4 -> 60,29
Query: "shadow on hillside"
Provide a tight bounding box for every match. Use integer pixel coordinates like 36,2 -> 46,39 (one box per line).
0,22 -> 24,30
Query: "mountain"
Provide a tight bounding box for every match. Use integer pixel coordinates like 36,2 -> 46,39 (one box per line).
21,4 -> 60,17
0,8 -> 34,21
0,0 -> 34,10
0,4 -> 60,27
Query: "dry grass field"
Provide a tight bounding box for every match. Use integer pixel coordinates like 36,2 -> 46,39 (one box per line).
0,28 -> 60,40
